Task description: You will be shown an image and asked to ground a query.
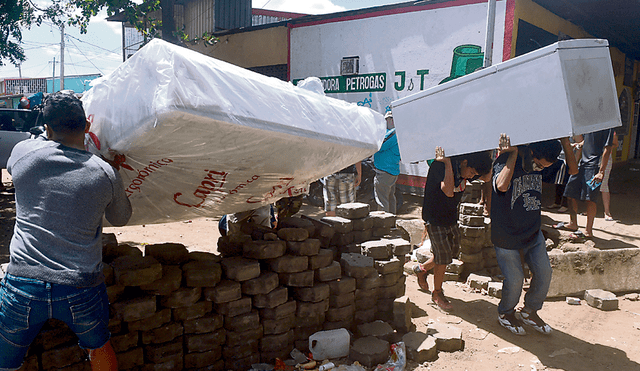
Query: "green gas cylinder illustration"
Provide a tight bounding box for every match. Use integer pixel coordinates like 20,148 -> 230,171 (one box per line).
439,44 -> 484,84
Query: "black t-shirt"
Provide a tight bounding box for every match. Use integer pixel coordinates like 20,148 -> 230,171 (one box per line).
581,129 -> 614,168
490,153 -> 542,249
422,160 -> 465,226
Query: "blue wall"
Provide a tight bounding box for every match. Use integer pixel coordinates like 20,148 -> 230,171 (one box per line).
47,75 -> 101,93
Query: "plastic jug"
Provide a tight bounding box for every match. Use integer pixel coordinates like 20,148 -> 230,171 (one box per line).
309,328 -> 350,360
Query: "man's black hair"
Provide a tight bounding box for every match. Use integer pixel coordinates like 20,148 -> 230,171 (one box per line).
455,150 -> 493,176
528,139 -> 562,164
42,92 -> 86,134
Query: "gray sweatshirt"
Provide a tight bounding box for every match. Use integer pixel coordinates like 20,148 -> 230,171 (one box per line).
6,137 -> 132,287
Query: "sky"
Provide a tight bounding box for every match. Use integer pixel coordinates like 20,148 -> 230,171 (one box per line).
0,0 -> 406,80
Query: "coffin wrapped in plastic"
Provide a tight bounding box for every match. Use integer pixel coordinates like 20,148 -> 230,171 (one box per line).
81,39 -> 385,225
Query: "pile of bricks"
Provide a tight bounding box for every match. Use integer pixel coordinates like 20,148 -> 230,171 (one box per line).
17,202 -> 409,370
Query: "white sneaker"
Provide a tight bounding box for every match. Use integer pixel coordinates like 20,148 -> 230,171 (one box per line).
517,308 -> 552,335
498,312 -> 526,335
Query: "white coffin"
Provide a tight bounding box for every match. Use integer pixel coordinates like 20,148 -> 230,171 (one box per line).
391,39 -> 621,162
81,39 -> 385,225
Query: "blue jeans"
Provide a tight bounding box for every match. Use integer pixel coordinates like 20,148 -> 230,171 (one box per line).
494,231 -> 552,315
0,274 -> 110,370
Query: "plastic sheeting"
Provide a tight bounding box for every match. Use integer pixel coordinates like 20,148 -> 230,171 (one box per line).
81,39 -> 385,226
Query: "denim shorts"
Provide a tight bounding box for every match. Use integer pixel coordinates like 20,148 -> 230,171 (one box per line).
0,274 -> 110,370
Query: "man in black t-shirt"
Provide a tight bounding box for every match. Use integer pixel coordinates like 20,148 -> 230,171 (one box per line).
414,147 -> 492,311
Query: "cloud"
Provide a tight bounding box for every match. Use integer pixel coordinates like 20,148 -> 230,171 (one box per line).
254,0 -> 346,15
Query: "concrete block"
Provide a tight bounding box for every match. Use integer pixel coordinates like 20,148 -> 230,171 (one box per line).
349,336 -> 390,367
402,332 -> 438,363
185,348 -> 223,368
241,271 -> 279,295
321,216 -> 353,234
107,284 -> 125,304
214,296 -> 252,317
341,253 -> 376,278
127,308 -> 171,332
268,254 -> 309,273
294,325 -> 323,342
287,239 -> 321,256
357,320 -> 396,343
379,284 -> 399,299
221,257 -> 261,281
260,299 -> 297,320
384,238 -> 412,256
187,251 -> 221,262
160,287 -> 201,308
182,260 -> 222,287
326,303 -> 355,322
336,202 -> 370,219
329,291 -> 355,308
355,288 -> 378,308
460,237 -> 484,254
144,341 -> 183,364
466,273 -> 492,291
361,240 -> 391,260
323,318 -> 354,331
356,275 -> 381,290
427,322 -> 463,352
183,313 -> 223,334
309,249 -> 334,270
316,261 -> 342,282
225,326 -> 264,348
393,296 -> 413,333
111,255 -> 162,287
144,242 -> 190,265
296,299 -> 329,317
327,277 -> 356,295
203,279 -> 241,303
488,282 -> 503,298
140,265 -> 182,296
332,232 -> 355,246
459,203 -> 484,216
372,227 -> 392,237
379,271 -> 402,287
459,251 -> 483,264
112,295 -> 156,322
242,240 -> 286,260
369,211 -> 397,229
260,330 -> 294,352
353,229 -> 373,244
253,286 -> 289,309
375,258 -> 403,275
172,300 -> 212,322
222,339 -> 258,360
354,307 -> 376,324
459,224 -> 485,238
482,246 -> 497,259
224,353 -> 260,371
585,289 -> 619,311
293,283 -> 331,303
278,216 -> 316,236
280,270 -> 315,287
225,310 -> 260,332
263,313 -> 296,335
352,216 -> 374,231
112,347 -> 144,370
296,312 -> 326,327
278,227 -> 310,241
141,322 -> 184,345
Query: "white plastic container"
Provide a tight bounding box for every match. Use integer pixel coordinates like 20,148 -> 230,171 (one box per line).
391,39 -> 622,162
309,328 -> 350,360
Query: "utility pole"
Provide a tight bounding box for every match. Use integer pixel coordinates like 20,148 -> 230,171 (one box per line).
483,0 -> 497,68
60,23 -> 65,90
52,57 -> 56,92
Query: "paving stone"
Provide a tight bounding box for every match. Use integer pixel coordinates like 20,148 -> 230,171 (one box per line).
447,259 -> 464,274
224,353 -> 260,371
241,271 -> 279,295
349,336 -> 390,367
427,322 -> 463,352
253,285 -> 289,308
353,229 -> 373,244
160,287 -> 201,308
460,214 -> 485,227
585,289 -> 619,311
377,298 -> 394,313
375,258 -> 403,275
294,325 -> 323,341
372,227 -> 393,238
369,211 -> 397,229
293,283 -> 330,302
261,299 -> 297,320
110,331 -> 139,354
459,251 -> 483,264
361,240 -> 391,259
217,233 -> 251,257
403,332 -> 438,362
145,243 -> 190,264
221,257 -> 261,281
354,307 -> 376,324
316,261 -> 342,282
488,281 -> 502,298
203,279 -> 241,303
378,284 -> 398,299
444,272 -> 460,282
268,254 -> 309,273
287,239 -> 321,256
329,291 -> 355,308
113,347 -> 144,370
296,299 -> 329,317
127,308 -> 171,332
140,265 -> 182,295
277,227 -> 310,241
351,216 -> 374,231
280,270 -> 315,287
321,216 -> 353,234
242,240 -> 286,260
459,224 -> 485,238
172,300 -> 212,321
459,203 -> 484,216
103,264 -> 114,286
383,238 -> 412,256
183,313 -> 224,334
356,275 -> 381,290
111,255 -> 162,287
309,249 -> 334,270
323,318 -> 354,331
327,277 -> 357,295
107,284 -> 125,304
260,330 -> 294,352
184,347 -> 223,368
355,288 -> 378,308
225,326 -> 264,348
112,295 -> 156,322
341,253 -> 377,278
214,296 -> 252,317
296,312 -> 326,327
187,251 -> 222,262
182,260 -> 222,287
357,320 -> 396,343
141,322 -> 184,345
222,339 -> 259,360
224,310 -> 260,332
263,313 -> 296,335
466,273 -> 492,291
336,202 -> 370,219
339,243 -> 362,256
460,236 -> 484,254
143,354 -> 183,371
332,232 -> 355,246
326,303 -> 355,322
379,271 -> 402,287
278,217 -> 316,237
144,341 -> 183,363
393,296 -> 413,333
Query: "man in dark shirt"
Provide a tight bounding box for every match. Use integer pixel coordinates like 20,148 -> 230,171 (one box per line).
414,147 -> 492,311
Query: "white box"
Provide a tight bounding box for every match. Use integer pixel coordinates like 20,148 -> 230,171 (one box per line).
391,39 -> 621,162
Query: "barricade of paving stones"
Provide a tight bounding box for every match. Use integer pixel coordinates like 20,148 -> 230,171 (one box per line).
18,203 -> 409,370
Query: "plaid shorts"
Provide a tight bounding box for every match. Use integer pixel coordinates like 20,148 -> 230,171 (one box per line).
427,223 -> 460,265
322,173 -> 356,212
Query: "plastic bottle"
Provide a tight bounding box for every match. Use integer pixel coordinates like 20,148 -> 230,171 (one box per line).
309,328 -> 350,360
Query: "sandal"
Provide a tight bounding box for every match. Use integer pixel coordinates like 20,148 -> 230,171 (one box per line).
553,222 -> 578,232
569,231 -> 591,242
413,265 -> 430,292
432,289 -> 453,311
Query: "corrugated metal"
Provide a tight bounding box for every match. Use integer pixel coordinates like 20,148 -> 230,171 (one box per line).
215,0 -> 251,31
183,0 -> 215,38
252,14 -> 290,26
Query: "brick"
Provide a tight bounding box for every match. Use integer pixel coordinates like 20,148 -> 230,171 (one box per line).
459,251 -> 483,264
374,258 -> 402,275
280,270 -> 315,287
242,240 -> 286,260
263,313 -> 296,335
222,339 -> 258,360
354,307 -> 377,324
327,276 -> 356,295
488,281 -> 502,298
357,320 -> 395,343
184,328 -> 226,352
296,299 -> 329,317
459,224 -> 485,238
460,236 -> 484,254
253,286 -> 289,309
353,229 -> 373,244
331,232 -> 355,246
226,326 -> 264,348
141,322 -> 184,345
183,313 -> 223,334
355,288 -> 378,309
140,265 -> 182,295
221,257 -> 261,281
184,347 -> 223,368
369,211 -> 397,228
393,296 -> 413,333
459,214 -> 485,227
296,312 -> 326,327
41,344 -> 85,369
361,240 -> 391,259
114,347 -> 144,370
103,242 -> 142,264
321,216 -> 353,234
277,227 -> 310,241
161,287 -> 201,308
336,202 -> 370,219
349,336 -> 390,367
112,295 -> 156,322
427,323 -> 463,352
309,249 -> 334,270
214,296 -> 252,317
268,254 -> 309,273
351,216 -> 374,231
402,332 -> 437,362
242,271 -> 279,295
173,300 -> 212,321
379,283 -> 399,299
356,275 -> 381,290
110,331 -> 139,354
111,255 -> 162,287
379,271 -> 402,287
326,303 -> 355,322
145,243 -> 190,264
329,291 -> 355,308
188,251 -> 222,262
203,279 -> 241,303
293,283 -> 330,302
459,203 -> 484,216
127,308 -> 171,332
341,254 -> 377,279
225,310 -> 260,332
278,217 -> 316,236
260,330 -> 294,352
585,289 -> 619,311
182,260 -> 222,287
287,239 -> 321,256
384,238 -> 412,256
466,273 -> 491,291
260,299 -> 297,320
316,261 -> 342,282
144,340 -> 183,363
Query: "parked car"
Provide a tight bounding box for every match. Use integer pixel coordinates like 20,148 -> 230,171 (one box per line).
0,108 -> 41,168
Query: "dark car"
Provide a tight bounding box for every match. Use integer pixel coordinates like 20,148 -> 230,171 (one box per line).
0,108 -> 41,168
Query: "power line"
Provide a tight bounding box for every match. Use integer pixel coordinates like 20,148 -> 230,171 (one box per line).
65,34 -> 121,55
68,37 -> 104,75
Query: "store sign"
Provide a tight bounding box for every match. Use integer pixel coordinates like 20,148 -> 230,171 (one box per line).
294,73 -> 386,93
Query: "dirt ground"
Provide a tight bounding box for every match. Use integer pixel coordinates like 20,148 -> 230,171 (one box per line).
1,160 -> 640,370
